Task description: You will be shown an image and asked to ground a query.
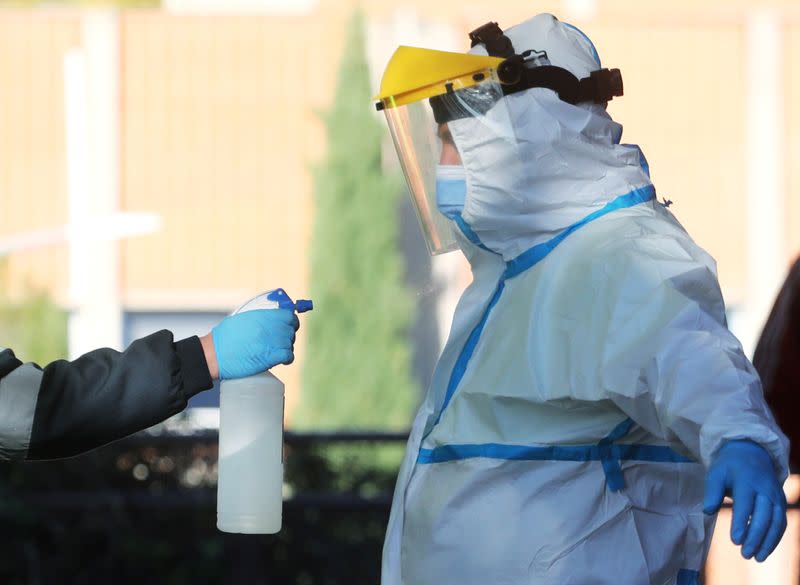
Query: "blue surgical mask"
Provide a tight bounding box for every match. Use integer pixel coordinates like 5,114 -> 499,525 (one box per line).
435,165 -> 467,219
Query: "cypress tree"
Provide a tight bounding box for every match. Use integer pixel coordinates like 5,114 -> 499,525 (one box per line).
295,11 -> 416,430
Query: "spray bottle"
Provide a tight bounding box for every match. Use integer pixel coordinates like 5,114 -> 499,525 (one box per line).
217,288 -> 313,534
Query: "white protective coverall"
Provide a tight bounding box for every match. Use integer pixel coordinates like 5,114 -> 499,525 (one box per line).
381,14 -> 789,585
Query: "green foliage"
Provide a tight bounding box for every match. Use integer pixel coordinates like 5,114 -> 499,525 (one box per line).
0,261 -> 68,365
296,11 -> 416,430
285,441 -> 405,496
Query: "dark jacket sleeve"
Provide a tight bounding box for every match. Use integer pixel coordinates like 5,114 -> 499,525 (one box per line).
0,331 -> 213,461
753,256 -> 800,472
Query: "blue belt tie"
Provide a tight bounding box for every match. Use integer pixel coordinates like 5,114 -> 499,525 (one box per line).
598,418 -> 636,492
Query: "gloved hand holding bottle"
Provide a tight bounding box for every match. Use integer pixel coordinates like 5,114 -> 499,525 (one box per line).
703,440 -> 788,562
0,290 -> 304,464
200,307 -> 300,380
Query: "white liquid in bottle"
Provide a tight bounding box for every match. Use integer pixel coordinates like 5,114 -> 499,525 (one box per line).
217,371 -> 285,534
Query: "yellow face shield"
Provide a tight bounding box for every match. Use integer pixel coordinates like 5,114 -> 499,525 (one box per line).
375,47 -> 507,255
375,39 -> 624,256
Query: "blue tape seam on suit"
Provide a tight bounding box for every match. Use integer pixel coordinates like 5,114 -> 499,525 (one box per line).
430,184 -> 656,428
676,569 -> 700,585
418,417 -> 695,493
454,214 -> 495,253
504,185 -> 656,279
417,441 -> 694,465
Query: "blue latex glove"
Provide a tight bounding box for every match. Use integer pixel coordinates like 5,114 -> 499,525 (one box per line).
703,440 -> 787,562
212,309 -> 300,379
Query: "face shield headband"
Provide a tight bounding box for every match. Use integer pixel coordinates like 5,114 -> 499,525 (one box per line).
427,21 -> 624,125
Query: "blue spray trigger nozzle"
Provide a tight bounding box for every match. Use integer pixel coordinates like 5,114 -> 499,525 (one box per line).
266,288 -> 295,310
295,299 -> 313,313
264,288 -> 313,314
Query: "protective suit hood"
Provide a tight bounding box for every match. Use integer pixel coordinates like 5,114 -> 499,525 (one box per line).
452,13 -> 652,260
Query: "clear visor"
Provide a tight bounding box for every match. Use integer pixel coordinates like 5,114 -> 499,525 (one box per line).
382,74 -> 512,255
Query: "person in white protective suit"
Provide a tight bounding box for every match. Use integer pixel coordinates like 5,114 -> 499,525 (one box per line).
373,14 -> 790,585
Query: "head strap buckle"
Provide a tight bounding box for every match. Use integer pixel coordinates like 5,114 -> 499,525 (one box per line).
468,22 -> 515,58
577,68 -> 624,103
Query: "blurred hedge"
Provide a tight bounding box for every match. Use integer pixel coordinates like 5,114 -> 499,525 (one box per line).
0,430 -> 405,585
